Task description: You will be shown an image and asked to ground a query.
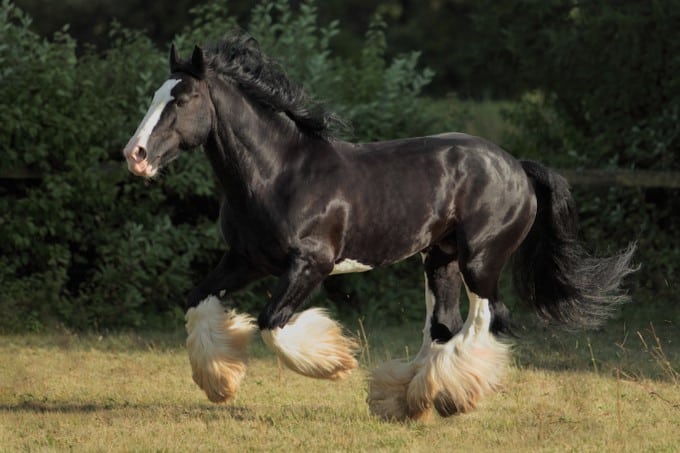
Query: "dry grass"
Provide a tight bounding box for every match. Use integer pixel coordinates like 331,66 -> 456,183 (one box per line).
1,319 -> 678,452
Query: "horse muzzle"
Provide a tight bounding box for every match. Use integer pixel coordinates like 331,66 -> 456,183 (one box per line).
123,143 -> 157,178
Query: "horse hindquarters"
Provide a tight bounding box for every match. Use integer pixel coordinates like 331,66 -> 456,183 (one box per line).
411,163 -> 537,416
368,158 -> 536,421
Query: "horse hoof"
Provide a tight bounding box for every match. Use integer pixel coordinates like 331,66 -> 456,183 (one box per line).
367,359 -> 433,422
432,391 -> 464,417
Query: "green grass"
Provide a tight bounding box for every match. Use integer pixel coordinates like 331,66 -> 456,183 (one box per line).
1,315 -> 678,452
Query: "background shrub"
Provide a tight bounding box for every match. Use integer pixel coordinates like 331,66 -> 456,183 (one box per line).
2,0 -> 676,332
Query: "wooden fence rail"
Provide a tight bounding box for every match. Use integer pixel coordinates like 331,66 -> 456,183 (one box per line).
558,169 -> 680,189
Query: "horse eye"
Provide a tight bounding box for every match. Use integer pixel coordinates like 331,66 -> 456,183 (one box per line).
176,99 -> 187,108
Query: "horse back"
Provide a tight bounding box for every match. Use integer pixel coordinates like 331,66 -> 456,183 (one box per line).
331,133 -> 533,265
219,132 -> 533,273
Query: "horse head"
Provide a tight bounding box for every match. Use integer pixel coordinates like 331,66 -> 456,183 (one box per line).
122,45 -> 213,178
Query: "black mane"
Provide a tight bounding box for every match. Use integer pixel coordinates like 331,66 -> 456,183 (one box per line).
202,30 -> 345,141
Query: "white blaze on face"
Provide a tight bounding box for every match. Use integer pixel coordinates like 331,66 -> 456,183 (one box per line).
126,78 -> 181,150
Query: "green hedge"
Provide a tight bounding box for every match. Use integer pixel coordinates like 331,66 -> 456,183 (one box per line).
3,0 -> 676,332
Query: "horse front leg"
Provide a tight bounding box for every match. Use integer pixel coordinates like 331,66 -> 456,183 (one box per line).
187,250 -> 263,308
185,250 -> 264,403
258,255 -> 359,380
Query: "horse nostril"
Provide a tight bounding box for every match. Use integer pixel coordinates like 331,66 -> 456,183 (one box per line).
136,146 -> 147,161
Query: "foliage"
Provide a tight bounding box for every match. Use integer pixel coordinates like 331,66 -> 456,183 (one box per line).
478,1 -> 680,170
473,0 -> 680,308
3,0 -> 675,333
0,0 -> 442,331
10,0 -> 517,97
12,0 -> 207,51
0,1 -> 224,330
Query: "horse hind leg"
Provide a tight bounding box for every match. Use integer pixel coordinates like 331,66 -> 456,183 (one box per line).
414,251 -> 464,358
408,199 -> 533,415
407,240 -> 510,417
367,250 -> 464,421
414,284 -> 510,417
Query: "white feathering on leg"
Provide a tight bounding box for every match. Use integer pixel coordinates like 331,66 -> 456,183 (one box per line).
407,293 -> 510,417
185,296 -> 256,403
261,308 -> 358,380
367,271 -> 435,421
367,358 -> 431,421
369,288 -> 511,421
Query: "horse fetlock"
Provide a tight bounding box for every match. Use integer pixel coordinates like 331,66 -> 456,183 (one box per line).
430,321 -> 454,343
257,306 -> 294,331
261,308 -> 358,380
432,390 -> 463,417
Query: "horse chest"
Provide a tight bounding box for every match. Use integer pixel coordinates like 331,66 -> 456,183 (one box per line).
220,206 -> 289,271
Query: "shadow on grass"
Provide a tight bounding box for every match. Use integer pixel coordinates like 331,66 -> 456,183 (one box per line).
360,308 -> 679,384
0,399 -> 255,421
508,311 -> 678,381
0,399 -> 371,424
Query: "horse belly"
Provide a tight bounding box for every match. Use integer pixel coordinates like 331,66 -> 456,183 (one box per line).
338,200 -> 449,270
336,160 -> 459,268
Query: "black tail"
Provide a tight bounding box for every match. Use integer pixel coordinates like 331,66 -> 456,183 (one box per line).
512,160 -> 638,329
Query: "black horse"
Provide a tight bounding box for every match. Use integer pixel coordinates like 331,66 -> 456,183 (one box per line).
123,31 -> 636,421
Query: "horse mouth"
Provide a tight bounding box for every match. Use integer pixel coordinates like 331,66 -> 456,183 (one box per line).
127,159 -> 158,178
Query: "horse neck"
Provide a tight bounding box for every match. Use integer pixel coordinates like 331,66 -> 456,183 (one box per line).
204,79 -> 299,203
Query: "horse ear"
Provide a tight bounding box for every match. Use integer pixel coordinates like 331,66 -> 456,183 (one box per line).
169,43 -> 181,72
191,45 -> 206,78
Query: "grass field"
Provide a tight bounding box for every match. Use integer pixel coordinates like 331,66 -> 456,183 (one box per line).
1,313 -> 678,452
